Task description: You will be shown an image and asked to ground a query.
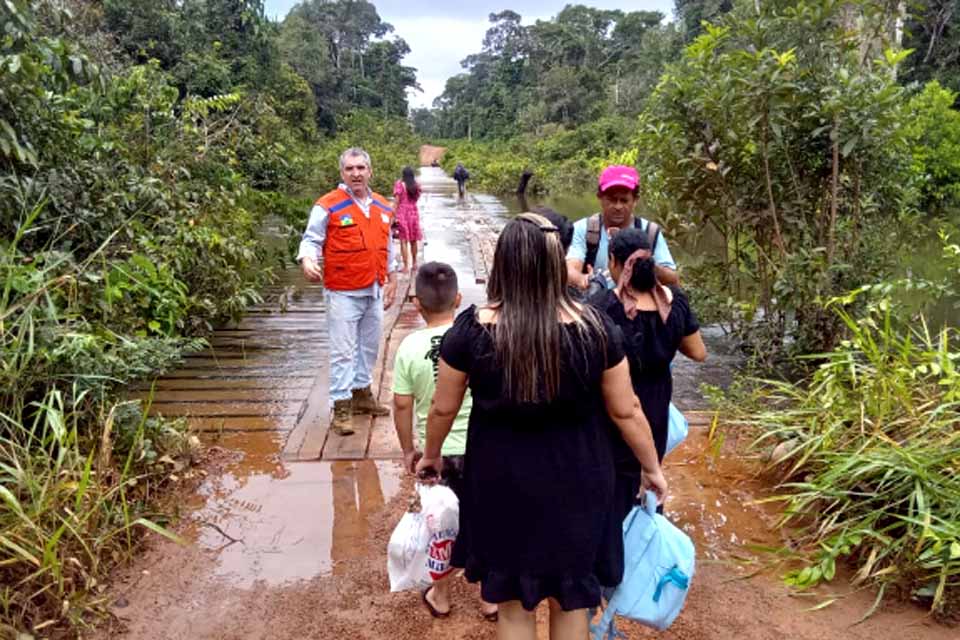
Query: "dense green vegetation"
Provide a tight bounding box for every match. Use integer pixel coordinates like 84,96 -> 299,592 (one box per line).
716,236 -> 960,616
2,0 -> 957,632
1,0 -> 417,634
430,0 -> 960,355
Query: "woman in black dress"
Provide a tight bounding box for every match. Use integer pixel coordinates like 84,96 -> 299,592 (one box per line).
589,227 -> 706,523
416,213 -> 667,640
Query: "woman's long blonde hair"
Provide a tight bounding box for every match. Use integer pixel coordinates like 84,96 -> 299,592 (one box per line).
485,212 -> 607,403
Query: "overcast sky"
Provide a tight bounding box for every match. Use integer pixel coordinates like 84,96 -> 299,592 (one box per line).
264,1 -> 676,108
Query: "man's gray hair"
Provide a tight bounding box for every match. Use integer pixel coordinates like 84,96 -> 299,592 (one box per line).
339,147 -> 372,170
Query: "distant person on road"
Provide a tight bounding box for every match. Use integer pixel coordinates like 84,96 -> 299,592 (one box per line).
588,227 -> 706,524
566,165 -> 679,291
393,166 -> 423,273
298,147 -> 397,436
391,262 -> 498,622
453,163 -> 469,198
416,213 -> 666,640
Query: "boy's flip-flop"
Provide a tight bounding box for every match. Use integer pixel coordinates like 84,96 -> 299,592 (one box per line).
482,610 -> 498,623
421,586 -> 451,619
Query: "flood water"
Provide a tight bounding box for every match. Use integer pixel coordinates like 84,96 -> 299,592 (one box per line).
182,432 -> 404,587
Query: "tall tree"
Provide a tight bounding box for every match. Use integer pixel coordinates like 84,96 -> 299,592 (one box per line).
675,0 -> 734,41
280,0 -> 418,129
902,0 -> 960,94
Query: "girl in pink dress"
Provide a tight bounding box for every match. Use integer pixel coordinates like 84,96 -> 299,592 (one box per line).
393,166 -> 423,272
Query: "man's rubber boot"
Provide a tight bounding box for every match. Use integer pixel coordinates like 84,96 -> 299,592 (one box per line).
331,399 -> 355,436
352,386 -> 390,416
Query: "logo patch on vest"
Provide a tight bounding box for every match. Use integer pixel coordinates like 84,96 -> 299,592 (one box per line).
339,214 -> 355,227
380,213 -> 390,224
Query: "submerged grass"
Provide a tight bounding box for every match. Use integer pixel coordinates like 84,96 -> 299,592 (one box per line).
722,298 -> 960,617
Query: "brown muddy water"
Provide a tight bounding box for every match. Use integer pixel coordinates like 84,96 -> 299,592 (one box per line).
180,435 -> 404,587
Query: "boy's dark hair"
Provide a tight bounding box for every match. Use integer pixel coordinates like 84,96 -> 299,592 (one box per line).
415,262 -> 459,313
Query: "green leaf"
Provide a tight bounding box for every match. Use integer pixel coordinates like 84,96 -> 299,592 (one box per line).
841,137 -> 857,157
133,518 -> 186,545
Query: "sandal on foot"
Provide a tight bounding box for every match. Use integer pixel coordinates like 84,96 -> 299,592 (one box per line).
422,586 -> 451,619
482,610 -> 499,622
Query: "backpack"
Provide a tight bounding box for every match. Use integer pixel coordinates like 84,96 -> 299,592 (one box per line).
583,214 -> 661,274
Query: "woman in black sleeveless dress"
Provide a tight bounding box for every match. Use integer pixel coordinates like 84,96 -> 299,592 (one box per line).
416,213 -> 667,640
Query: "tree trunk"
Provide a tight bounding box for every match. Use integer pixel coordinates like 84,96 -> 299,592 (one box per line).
827,115 -> 839,266
761,111 -> 787,256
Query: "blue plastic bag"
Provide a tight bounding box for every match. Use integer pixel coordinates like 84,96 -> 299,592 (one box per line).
665,403 -> 689,456
592,492 -> 695,638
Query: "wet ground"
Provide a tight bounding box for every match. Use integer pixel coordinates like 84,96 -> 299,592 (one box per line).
100,166 -> 955,639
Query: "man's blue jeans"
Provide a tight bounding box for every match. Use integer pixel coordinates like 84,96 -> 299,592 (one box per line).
326,290 -> 383,404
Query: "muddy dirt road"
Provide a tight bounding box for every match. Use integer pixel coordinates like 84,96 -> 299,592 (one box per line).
100,168 -> 953,640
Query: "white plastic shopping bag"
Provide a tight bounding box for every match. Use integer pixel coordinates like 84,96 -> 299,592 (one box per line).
387,483 -> 459,592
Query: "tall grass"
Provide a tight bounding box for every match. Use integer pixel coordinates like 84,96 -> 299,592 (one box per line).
0,392 -> 188,633
730,298 -> 960,616
1,208 -> 200,634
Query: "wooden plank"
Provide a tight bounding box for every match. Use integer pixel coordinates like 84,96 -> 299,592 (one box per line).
223,319 -> 327,331
178,356 -> 324,368
135,389 -> 310,403
320,414 -> 374,460
187,416 -> 296,432
281,356 -> 329,461
366,328 -> 410,460
243,308 -> 326,315
133,377 -> 314,391
469,234 -> 488,284
204,326 -> 327,340
158,366 -> 308,378
148,401 -> 301,417
205,341 -> 311,351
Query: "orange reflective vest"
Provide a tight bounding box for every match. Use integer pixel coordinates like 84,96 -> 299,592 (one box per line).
319,189 -> 393,291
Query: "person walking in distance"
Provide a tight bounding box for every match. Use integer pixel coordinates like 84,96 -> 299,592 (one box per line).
453,163 -> 469,198
298,147 -> 398,436
393,166 -> 423,273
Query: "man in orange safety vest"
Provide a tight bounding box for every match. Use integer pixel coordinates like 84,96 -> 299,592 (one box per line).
298,147 -> 399,436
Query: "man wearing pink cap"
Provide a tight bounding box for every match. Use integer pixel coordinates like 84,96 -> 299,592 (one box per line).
566,165 -> 679,289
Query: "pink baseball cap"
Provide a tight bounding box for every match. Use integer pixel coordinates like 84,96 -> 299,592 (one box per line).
598,165 -> 639,192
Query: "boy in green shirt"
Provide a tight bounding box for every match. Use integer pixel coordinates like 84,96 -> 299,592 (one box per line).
392,262 -> 496,621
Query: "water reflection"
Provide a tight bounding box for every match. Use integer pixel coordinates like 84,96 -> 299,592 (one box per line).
186,456 -> 402,588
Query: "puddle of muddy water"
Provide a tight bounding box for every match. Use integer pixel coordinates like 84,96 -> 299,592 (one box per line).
665,426 -> 782,561
182,435 -> 403,589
